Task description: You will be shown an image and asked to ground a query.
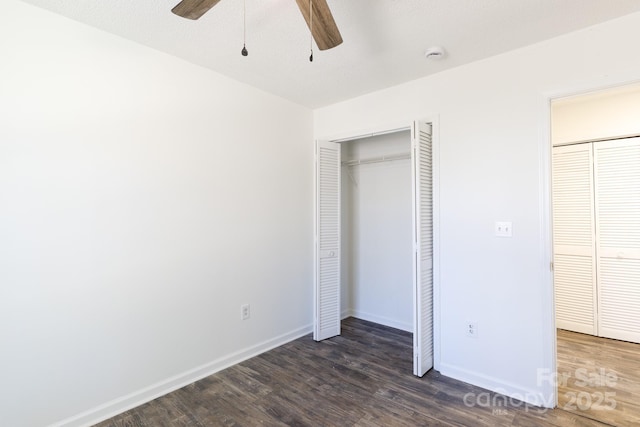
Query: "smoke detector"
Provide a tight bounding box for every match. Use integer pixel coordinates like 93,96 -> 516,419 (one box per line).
425,47 -> 445,60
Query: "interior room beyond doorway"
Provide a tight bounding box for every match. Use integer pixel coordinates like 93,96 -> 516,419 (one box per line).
551,82 -> 640,426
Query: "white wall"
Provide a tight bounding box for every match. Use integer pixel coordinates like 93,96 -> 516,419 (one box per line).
0,2 -> 313,426
552,82 -> 640,144
341,132 -> 413,331
315,11 -> 640,406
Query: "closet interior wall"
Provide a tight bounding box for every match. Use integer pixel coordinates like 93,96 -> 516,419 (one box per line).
340,131 -> 413,332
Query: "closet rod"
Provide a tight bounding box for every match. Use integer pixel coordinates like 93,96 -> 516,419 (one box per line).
342,153 -> 411,167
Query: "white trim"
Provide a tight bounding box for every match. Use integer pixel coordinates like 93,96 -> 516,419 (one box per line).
552,132 -> 640,147
350,310 -> 413,333
341,308 -> 355,320
545,76 -> 640,105
538,94 -> 557,408
429,114 -> 442,372
439,363 -> 553,408
50,324 -> 313,427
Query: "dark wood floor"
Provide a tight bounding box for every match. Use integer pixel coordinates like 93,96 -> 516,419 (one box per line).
96,318 -> 639,427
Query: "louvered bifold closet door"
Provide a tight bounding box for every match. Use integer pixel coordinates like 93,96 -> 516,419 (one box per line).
552,144 -> 598,335
412,121 -> 433,377
594,137 -> 640,344
314,140 -> 341,341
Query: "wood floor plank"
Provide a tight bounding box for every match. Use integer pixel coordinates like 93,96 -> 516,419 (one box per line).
556,328 -> 640,427
95,319 -> 640,427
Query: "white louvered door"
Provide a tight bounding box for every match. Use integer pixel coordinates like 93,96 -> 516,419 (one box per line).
412,121 -> 433,377
314,140 -> 341,341
594,138 -> 640,343
552,144 -> 598,335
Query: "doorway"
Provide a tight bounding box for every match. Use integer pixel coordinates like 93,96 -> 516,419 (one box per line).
313,120 -> 437,377
550,83 -> 640,425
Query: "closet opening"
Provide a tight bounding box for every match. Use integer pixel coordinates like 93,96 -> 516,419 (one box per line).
314,121 -> 435,377
550,83 -> 640,425
340,130 -> 414,333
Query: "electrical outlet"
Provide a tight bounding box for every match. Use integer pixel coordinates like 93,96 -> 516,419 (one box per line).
241,304 -> 250,320
495,221 -> 513,237
466,321 -> 478,338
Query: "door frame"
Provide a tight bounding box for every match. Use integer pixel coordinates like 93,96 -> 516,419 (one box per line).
541,76 -> 640,408
315,116 -> 442,371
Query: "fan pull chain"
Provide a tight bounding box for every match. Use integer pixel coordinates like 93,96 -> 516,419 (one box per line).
309,0 -> 314,62
241,0 -> 248,56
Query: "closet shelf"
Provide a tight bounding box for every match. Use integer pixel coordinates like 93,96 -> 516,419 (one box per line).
342,153 -> 411,167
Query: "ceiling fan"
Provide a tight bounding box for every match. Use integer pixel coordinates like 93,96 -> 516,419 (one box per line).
171,0 -> 343,51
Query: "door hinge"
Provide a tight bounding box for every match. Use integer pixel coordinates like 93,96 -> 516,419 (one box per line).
550,261 -> 554,272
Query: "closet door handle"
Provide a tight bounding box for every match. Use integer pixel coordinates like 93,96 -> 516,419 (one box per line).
320,250 -> 338,259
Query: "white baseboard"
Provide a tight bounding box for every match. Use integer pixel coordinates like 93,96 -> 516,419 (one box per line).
50,324 -> 313,427
439,362 -> 552,409
341,308 -> 355,319
345,309 -> 412,333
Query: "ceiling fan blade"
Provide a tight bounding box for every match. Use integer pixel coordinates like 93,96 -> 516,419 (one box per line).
295,0 -> 343,51
172,0 -> 223,20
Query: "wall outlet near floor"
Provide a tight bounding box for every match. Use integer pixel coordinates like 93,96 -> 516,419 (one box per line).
241,304 -> 250,320
495,221 -> 513,237
466,321 -> 478,338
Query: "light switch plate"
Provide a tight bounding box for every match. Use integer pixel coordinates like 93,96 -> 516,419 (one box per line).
495,221 -> 513,237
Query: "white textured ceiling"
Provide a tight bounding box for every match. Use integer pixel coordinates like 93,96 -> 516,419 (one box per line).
20,0 -> 640,108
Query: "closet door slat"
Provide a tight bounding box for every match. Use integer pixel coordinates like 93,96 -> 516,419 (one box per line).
314,140 -> 341,341
552,144 -> 598,335
412,121 -> 433,377
595,137 -> 640,343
